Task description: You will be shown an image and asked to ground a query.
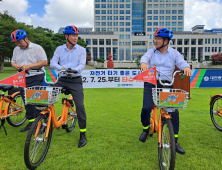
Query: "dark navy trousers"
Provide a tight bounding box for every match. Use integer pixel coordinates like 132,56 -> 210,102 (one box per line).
141,82 -> 179,134
19,73 -> 45,120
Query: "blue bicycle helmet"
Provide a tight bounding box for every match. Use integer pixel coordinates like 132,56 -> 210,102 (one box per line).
153,27 -> 173,39
10,29 -> 27,42
63,25 -> 80,35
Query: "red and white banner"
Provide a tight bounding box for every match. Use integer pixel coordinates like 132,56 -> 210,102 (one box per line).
133,67 -> 157,85
0,70 -> 26,87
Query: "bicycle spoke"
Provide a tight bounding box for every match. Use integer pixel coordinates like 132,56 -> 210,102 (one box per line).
211,97 -> 222,131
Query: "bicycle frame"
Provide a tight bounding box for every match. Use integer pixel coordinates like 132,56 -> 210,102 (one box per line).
150,106 -> 172,146
34,97 -> 77,141
0,91 -> 23,119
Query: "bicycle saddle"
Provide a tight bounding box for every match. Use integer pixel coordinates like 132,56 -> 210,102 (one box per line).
0,85 -> 14,92
61,87 -> 71,95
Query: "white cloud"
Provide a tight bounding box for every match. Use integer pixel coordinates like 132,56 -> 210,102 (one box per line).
0,0 -> 222,32
184,0 -> 222,30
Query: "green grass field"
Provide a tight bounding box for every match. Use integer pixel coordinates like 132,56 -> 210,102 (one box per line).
0,68 -> 222,170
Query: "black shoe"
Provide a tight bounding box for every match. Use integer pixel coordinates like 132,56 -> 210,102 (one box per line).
78,132 -> 87,148
175,142 -> 185,155
139,131 -> 148,143
20,122 -> 32,132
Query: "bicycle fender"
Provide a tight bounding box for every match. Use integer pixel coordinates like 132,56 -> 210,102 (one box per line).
210,94 -> 222,105
11,91 -> 20,98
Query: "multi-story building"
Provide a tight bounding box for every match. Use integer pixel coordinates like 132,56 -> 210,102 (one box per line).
58,0 -> 222,62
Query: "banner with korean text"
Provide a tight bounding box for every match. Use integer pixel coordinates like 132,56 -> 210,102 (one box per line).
82,69 -> 144,88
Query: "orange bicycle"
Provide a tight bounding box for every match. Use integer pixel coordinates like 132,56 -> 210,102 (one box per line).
149,69 -> 189,170
24,68 -> 78,169
210,94 -> 222,131
0,85 -> 25,134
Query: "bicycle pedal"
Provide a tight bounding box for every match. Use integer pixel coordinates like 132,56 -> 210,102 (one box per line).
62,125 -> 67,129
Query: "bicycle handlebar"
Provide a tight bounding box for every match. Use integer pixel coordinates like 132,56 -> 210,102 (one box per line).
156,70 -> 183,86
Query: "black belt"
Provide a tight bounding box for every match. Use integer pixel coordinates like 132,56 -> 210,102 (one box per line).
61,76 -> 81,79
158,80 -> 171,84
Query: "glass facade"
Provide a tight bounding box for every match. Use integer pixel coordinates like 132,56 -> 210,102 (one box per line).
132,2 -> 145,34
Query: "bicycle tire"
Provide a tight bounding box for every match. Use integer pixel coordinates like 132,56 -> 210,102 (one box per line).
24,114 -> 52,169
210,96 -> 222,131
66,106 -> 77,133
158,117 -> 176,170
6,93 -> 26,127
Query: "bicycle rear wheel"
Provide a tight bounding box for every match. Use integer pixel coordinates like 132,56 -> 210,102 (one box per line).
7,93 -> 26,127
24,114 -> 52,169
210,96 -> 222,131
158,117 -> 176,170
66,107 -> 77,133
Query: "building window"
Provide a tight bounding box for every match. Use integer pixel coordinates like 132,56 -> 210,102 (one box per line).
86,39 -> 91,45
108,4 -> 112,8
101,0 -> 106,2
172,16 -> 176,20
126,16 -> 130,20
166,16 -> 170,20
147,22 -> 152,26
126,4 -> 130,8
178,4 -> 183,8
113,47 -> 118,60
178,16 -> 183,20
126,35 -> 130,39
120,10 -> 124,14
147,4 -> 152,8
219,38 -> 221,44
106,40 -> 111,45
114,22 -> 118,26
160,4 -> 164,8
160,10 -> 164,14
172,22 -> 176,26
212,47 -> 214,52
178,10 -> 183,14
101,4 -> 106,8
212,39 -> 214,44
165,22 -> 170,26
160,16 -> 164,20
147,16 -> 152,20
114,10 -> 118,14
95,10 -> 100,14
126,22 -> 130,26
102,28 -> 106,31
99,48 -> 104,60
95,28 -> 100,31
95,0 -> 100,2
215,39 -> 217,44
102,16 -> 106,20
147,10 -> 152,14
205,47 -> 207,52
178,22 -> 183,26
205,39 -> 207,44
114,16 -> 118,20
178,28 -> 183,31
95,16 -> 100,20
108,16 -> 112,20
166,4 -> 171,8
172,10 -> 177,14
147,28 -> 152,32
154,10 -> 158,14
102,22 -> 106,26
172,4 -> 177,8
215,47 -> 217,52
114,28 -> 118,32
119,35 -> 124,39
95,22 -> 100,26
148,0 -> 152,2
208,47 -> 210,52
159,22 -> 164,26
93,48 -> 98,60
154,4 -> 158,8
107,22 -> 112,26
95,4 -> 100,8
208,38 -> 210,44
126,28 -> 130,32
126,10 -> 130,14
120,28 -> 124,32
114,4 -> 118,8
120,0 -> 124,1
153,22 -> 158,26
108,10 -> 112,14
120,16 -> 124,20
120,4 -> 124,8
106,48 -> 111,60
120,22 -> 124,26
219,47 -> 221,52
166,10 -> 170,14
154,16 -> 158,20
119,48 -> 124,60
126,0 -> 130,2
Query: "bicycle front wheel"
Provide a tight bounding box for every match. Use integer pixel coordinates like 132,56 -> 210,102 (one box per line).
7,93 -> 26,127
158,117 -> 176,170
210,96 -> 222,131
24,114 -> 52,169
66,107 -> 77,133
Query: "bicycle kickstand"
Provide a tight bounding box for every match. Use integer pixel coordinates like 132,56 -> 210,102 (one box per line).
0,119 -> 8,135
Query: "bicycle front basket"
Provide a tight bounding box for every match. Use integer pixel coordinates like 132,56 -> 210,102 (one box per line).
152,88 -> 189,109
25,86 -> 62,106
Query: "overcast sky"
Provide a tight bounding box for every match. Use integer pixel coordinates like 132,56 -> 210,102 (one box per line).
0,0 -> 222,33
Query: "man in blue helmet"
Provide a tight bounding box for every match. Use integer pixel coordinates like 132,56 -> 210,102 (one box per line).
139,27 -> 192,154
50,25 -> 87,148
10,29 -> 48,132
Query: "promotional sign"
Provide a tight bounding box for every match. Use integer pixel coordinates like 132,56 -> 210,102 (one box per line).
190,69 -> 222,88
159,92 -> 185,107
133,67 -> 157,85
82,69 -> 144,88
0,70 -> 26,87
26,89 -> 49,104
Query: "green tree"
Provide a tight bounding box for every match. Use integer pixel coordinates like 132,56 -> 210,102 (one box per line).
34,26 -> 54,34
